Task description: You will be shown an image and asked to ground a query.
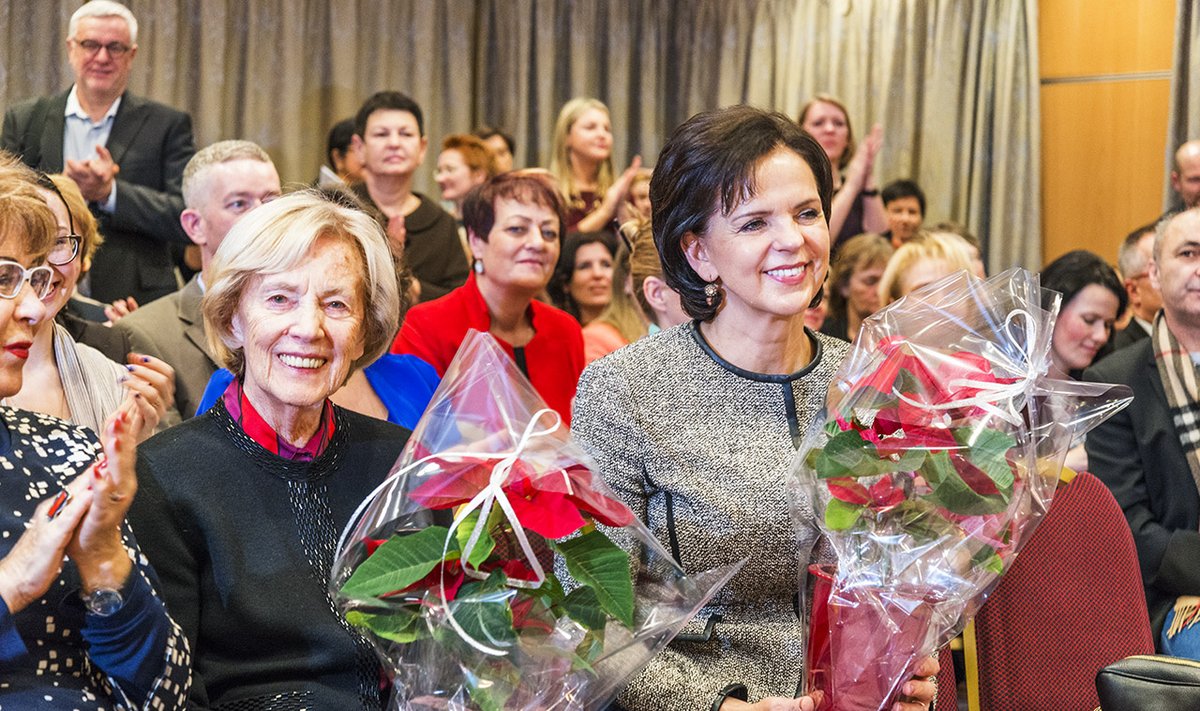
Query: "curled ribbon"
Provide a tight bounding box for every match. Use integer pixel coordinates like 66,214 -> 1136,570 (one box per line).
892,309 -> 1042,427
337,407 -> 571,657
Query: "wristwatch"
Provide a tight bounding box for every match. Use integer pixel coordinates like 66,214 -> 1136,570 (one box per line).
83,587 -> 125,617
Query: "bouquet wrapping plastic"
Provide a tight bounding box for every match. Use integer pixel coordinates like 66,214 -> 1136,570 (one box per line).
791,268 -> 1133,711
331,330 -> 738,710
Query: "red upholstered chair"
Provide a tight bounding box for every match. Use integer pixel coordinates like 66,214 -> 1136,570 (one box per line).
935,645 -> 958,711
964,470 -> 1155,710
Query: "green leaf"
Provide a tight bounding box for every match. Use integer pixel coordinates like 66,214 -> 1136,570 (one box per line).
345,607 -> 426,643
813,428 -> 878,479
955,428 -> 1017,499
824,498 -> 865,531
970,545 -> 1006,576
554,530 -> 635,628
341,526 -> 457,599
469,678 -> 512,711
922,452 -> 1007,516
562,585 -> 608,630
534,572 -> 567,604
455,510 -> 496,568
450,570 -> 517,650
874,447 -> 929,475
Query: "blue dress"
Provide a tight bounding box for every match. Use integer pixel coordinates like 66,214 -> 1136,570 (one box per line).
194,354 -> 440,429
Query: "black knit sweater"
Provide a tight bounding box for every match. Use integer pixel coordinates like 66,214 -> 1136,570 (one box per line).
128,402 -> 410,711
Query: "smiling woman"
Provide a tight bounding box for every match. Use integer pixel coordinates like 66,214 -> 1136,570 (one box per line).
392,170 -> 585,424
570,106 -> 938,711
127,190 -> 410,710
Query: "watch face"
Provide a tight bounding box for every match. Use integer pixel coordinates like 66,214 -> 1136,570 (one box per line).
86,588 -> 124,616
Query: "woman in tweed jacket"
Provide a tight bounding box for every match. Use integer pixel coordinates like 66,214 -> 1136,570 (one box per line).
572,107 -> 937,711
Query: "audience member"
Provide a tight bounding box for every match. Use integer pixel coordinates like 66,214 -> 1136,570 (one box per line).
350,91 -> 467,302
628,219 -> 688,332
6,172 -> 176,439
193,183 -> 438,427
1085,207 -> 1200,659
582,227 -> 647,362
799,94 -> 885,246
129,190 -> 407,709
435,134 -> 497,220
474,125 -> 515,173
628,167 -> 653,221
0,153 -> 190,709
1041,249 -> 1126,472
879,231 -> 977,305
821,232 -> 893,342
931,220 -> 986,276
549,230 -> 618,326
1172,139 -> 1200,211
548,97 -> 641,232
1112,221 -> 1162,351
114,140 -> 280,419
1,1 -> 195,305
392,171 -> 584,424
571,105 -> 936,710
1042,250 -> 1125,379
881,178 -> 925,248
323,117 -> 363,185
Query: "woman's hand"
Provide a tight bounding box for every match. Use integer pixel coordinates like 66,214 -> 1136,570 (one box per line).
892,654 -> 939,711
719,696 -> 815,711
0,474 -> 94,614
66,406 -> 142,595
576,155 -> 643,233
104,296 -> 139,324
121,354 -> 175,440
844,123 -> 883,191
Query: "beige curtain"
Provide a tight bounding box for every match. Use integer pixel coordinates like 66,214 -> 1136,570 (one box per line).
1167,0 -> 1200,211
0,0 -> 1040,270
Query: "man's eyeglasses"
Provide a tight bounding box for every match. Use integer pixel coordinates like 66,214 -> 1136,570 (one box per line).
35,174 -> 83,266
0,261 -> 54,300
73,39 -> 132,58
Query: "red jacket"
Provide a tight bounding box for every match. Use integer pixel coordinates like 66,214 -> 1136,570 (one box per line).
391,274 -> 585,424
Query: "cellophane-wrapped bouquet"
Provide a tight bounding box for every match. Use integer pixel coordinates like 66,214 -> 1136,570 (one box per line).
331,331 -> 737,711
791,268 -> 1133,711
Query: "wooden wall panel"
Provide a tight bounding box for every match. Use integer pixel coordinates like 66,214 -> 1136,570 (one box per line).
1038,0 -> 1174,268
1041,79 -> 1171,264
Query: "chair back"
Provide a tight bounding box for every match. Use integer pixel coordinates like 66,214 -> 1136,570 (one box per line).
970,470 -> 1155,710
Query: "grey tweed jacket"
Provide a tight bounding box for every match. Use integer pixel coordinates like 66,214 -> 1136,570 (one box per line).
572,322 -> 850,710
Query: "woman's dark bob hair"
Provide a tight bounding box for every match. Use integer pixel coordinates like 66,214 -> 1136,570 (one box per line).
548,230 -> 619,322
1040,249 -> 1128,319
649,105 -> 834,321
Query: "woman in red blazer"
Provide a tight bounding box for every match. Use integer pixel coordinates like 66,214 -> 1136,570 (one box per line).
392,170 -> 584,423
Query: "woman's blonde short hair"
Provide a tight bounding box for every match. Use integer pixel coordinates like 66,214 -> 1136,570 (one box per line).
548,97 -> 615,210
878,231 -> 976,305
203,190 -> 400,378
46,174 -> 103,267
0,153 -> 56,259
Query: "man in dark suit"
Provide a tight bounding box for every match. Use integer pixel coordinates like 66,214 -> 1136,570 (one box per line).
1085,207 -> 1200,658
1,0 -> 194,306
1110,222 -> 1162,353
115,140 -> 281,418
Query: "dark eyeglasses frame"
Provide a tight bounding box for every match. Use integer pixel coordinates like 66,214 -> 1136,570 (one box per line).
35,173 -> 83,266
73,39 -> 132,57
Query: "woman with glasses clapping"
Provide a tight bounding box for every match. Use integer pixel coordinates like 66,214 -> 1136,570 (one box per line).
1,173 -> 176,439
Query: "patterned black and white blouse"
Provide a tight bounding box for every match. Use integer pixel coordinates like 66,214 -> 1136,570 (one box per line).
0,407 -> 190,710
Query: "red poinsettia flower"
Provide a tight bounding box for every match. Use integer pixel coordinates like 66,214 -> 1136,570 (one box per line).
510,595 -> 556,634
532,463 -> 636,528
828,477 -> 870,505
363,537 -> 389,556
868,475 -> 906,509
382,559 -> 467,603
503,472 -> 588,540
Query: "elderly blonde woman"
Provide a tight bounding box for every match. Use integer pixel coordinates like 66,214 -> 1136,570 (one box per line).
4,174 -> 176,439
128,190 -> 406,710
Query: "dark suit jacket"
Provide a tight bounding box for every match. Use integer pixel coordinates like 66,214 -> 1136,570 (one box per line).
1084,338 -> 1200,636
1,89 -> 195,304
1110,321 -> 1150,353
112,276 -> 215,419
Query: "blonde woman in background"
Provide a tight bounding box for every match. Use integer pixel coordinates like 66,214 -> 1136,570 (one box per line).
799,94 -> 886,246
548,97 -> 642,232
878,230 -> 977,305
629,219 -> 689,333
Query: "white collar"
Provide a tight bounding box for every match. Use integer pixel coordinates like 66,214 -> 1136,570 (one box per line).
64,85 -> 122,122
